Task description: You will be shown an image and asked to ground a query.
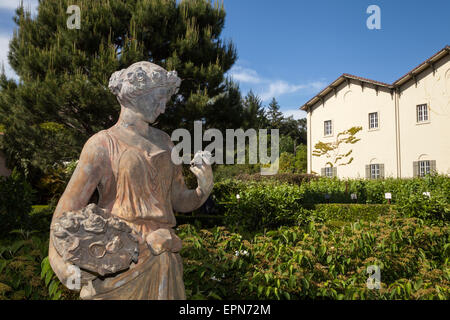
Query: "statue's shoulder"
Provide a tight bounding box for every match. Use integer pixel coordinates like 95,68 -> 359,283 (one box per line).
83,130 -> 111,151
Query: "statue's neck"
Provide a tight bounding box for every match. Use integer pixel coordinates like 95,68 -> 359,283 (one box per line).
116,107 -> 150,138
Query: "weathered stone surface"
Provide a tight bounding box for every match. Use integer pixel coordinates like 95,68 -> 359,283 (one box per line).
51,203 -> 139,276
48,61 -> 214,300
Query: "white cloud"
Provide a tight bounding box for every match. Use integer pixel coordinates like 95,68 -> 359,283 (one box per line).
228,66 -> 262,84
260,80 -> 305,101
282,108 -> 307,120
0,0 -> 38,11
229,65 -> 327,102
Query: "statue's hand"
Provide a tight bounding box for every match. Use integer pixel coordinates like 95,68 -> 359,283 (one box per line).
190,151 -> 213,197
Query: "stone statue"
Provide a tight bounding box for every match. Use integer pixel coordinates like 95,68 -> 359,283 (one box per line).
48,62 -> 214,300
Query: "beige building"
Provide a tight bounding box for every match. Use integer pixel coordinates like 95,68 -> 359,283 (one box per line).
300,46 -> 450,179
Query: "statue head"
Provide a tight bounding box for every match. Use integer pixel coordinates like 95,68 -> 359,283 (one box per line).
108,61 -> 181,124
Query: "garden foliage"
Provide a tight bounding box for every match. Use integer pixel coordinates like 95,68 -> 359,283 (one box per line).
179,216 -> 449,300
0,170 -> 34,234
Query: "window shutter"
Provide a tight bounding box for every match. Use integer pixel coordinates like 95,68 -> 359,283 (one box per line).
380,164 -> 385,179
413,161 -> 419,177
321,168 -> 325,176
365,165 -> 370,179
430,160 -> 436,173
332,167 -> 337,178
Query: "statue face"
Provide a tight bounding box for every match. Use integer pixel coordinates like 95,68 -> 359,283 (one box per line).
109,61 -> 181,124
133,86 -> 171,124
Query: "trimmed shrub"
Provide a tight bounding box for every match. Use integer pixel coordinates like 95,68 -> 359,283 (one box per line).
235,172 -> 317,185
223,183 -> 310,233
312,203 -> 391,222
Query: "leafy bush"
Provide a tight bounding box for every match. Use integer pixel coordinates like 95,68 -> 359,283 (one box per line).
394,193 -> 449,222
223,183 -> 309,233
36,160 -> 78,203
0,231 -> 76,300
179,216 -> 450,300
312,204 -> 391,223
213,164 -> 261,182
0,169 -> 34,234
175,214 -> 224,228
234,172 -> 317,185
213,174 -> 449,224
29,205 -> 54,233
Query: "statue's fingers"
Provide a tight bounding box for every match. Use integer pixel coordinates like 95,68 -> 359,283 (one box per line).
198,162 -> 211,175
189,165 -> 202,177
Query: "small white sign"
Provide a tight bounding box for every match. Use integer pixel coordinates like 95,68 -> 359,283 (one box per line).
384,193 -> 392,200
423,192 -> 431,198
366,265 -> 381,290
351,193 -> 357,200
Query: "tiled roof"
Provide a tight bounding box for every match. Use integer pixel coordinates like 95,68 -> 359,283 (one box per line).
342,73 -> 391,88
393,45 -> 450,85
300,45 -> 450,111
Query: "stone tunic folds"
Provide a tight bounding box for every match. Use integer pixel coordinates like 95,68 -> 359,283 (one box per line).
76,127 -> 201,300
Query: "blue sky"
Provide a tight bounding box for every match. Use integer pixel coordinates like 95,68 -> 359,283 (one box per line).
0,0 -> 449,119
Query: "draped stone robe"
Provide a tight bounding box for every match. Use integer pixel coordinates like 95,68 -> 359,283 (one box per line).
49,125 -> 204,300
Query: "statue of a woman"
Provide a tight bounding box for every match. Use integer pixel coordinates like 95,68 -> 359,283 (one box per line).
48,62 -> 213,300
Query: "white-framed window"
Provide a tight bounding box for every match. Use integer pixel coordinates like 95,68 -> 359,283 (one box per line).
370,164 -> 380,179
324,120 -> 332,136
321,166 -> 336,178
366,163 -> 384,179
416,104 -> 428,123
414,160 -> 436,177
419,160 -> 430,177
369,112 -> 379,129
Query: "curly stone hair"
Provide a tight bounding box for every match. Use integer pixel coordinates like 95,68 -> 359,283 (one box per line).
108,61 -> 181,102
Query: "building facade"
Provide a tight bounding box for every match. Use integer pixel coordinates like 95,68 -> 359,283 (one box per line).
301,46 -> 450,179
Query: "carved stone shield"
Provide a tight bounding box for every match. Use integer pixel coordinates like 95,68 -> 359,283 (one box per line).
51,203 -> 139,276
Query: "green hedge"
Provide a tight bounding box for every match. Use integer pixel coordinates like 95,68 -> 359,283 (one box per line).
214,174 -> 449,230
223,183 -> 308,233
312,203 -> 391,222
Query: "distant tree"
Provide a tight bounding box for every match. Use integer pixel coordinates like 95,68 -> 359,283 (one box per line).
294,143 -> 307,172
279,135 -> 295,154
312,126 -> 362,167
266,98 -> 283,129
242,90 -> 268,129
278,144 -> 307,173
203,78 -> 245,132
279,116 -> 307,146
0,0 -> 240,174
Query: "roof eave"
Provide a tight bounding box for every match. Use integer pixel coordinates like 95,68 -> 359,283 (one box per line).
300,45 -> 450,111
393,46 -> 450,87
300,74 -> 391,111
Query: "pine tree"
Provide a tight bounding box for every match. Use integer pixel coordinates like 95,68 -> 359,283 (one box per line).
266,97 -> 283,129
242,90 -> 267,129
0,0 -> 240,173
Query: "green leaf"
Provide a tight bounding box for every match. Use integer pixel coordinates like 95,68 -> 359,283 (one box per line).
41,256 -> 51,279
45,269 -> 53,287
